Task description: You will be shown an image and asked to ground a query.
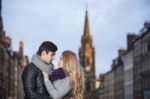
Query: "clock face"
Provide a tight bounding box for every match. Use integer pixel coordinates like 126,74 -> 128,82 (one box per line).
85,66 -> 91,72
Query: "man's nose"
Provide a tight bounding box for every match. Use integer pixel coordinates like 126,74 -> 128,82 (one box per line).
52,56 -> 55,60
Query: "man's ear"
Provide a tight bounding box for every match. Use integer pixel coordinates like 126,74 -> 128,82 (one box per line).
41,51 -> 46,56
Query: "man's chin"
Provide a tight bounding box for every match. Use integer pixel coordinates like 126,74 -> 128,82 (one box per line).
44,61 -> 51,64
48,61 -> 52,64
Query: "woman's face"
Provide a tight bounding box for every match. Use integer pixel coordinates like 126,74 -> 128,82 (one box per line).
58,55 -> 63,68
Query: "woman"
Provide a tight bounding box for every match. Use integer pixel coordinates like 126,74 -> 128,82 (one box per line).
43,50 -> 85,99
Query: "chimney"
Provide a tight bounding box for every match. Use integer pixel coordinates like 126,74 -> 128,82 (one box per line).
118,48 -> 126,56
127,33 -> 137,51
19,41 -> 24,56
4,36 -> 12,46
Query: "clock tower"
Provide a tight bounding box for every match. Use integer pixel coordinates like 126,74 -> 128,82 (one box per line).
79,9 -> 95,98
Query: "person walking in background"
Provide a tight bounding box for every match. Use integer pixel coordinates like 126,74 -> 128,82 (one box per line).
43,50 -> 85,99
22,41 -> 57,99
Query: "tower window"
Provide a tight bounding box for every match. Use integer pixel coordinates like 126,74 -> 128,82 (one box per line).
148,39 -> 150,51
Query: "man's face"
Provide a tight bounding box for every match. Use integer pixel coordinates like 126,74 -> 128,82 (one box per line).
42,51 -> 56,64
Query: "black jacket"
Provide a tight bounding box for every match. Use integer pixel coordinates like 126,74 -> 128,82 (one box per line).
22,63 -> 51,99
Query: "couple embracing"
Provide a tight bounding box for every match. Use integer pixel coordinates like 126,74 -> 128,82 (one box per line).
22,41 -> 85,99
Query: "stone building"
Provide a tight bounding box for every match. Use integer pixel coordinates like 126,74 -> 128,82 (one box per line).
133,21 -> 150,99
122,34 -> 137,99
0,0 -> 29,98
102,70 -> 114,99
112,50 -> 125,99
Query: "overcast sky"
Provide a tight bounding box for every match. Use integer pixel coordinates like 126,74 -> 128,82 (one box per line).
2,0 -> 150,77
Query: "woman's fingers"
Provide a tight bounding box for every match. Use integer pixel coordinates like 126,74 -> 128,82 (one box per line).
42,71 -> 49,81
42,71 -> 47,75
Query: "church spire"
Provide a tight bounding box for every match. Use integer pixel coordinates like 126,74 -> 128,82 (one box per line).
82,8 -> 93,46
84,8 -> 90,36
79,6 -> 95,97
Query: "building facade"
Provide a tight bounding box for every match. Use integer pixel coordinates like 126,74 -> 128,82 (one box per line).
133,21 -> 150,99
103,70 -> 114,99
0,0 -> 29,98
112,52 -> 124,99
98,51 -> 124,99
122,34 -> 137,99
97,21 -> 150,99
122,50 -> 134,99
99,75 -> 105,99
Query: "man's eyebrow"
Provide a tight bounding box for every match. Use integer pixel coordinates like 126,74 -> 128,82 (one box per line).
52,53 -> 55,55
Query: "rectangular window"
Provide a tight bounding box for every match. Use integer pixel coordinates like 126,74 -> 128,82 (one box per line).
0,49 -> 4,65
148,39 -> 150,51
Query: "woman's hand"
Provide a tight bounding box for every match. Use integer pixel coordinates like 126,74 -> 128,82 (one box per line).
42,71 -> 49,81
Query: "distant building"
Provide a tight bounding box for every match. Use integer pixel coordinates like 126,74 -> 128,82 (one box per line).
79,9 -> 96,98
122,34 -> 137,99
98,49 -> 125,99
112,52 -> 124,99
103,70 -> 114,99
98,75 -> 105,99
98,21 -> 150,99
133,21 -> 150,99
0,0 -> 29,99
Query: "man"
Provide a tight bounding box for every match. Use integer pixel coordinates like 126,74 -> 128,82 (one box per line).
22,41 -> 57,99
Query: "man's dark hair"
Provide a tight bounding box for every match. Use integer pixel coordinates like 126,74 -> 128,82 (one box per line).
37,41 -> 57,56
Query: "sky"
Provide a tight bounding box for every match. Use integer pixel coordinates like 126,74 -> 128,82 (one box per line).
2,0 -> 150,77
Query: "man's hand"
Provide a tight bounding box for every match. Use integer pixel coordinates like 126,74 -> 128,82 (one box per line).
42,71 -> 49,81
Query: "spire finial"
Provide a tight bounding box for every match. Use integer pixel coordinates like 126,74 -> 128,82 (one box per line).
83,2 -> 90,36
85,1 -> 88,11
0,0 -> 2,16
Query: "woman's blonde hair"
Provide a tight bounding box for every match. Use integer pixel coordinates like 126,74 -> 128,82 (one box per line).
62,50 -> 85,99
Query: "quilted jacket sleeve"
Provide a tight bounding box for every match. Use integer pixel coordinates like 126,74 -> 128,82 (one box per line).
22,65 -> 49,99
